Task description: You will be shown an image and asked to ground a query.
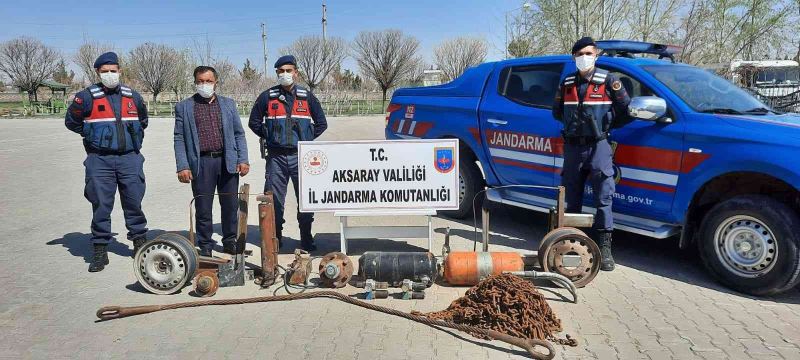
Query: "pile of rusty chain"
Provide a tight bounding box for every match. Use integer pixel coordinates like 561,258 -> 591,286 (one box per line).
96,290 -> 556,359
417,273 -> 577,347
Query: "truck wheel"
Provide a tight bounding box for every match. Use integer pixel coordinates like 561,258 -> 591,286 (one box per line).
441,159 -> 484,219
698,195 -> 800,296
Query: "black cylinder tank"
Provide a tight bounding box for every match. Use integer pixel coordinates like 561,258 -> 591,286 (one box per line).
358,252 -> 437,287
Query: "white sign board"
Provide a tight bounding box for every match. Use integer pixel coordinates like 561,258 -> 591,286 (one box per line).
298,139 -> 459,212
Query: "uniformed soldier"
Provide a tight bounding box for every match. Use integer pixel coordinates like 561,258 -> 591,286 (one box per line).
248,55 -> 328,251
65,52 -> 149,272
552,37 -> 632,271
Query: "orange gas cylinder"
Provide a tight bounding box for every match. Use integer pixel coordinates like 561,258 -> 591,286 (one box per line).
443,252 -> 525,285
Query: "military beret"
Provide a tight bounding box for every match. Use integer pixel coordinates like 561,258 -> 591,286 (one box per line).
571,37 -> 597,54
94,52 -> 119,68
274,55 -> 297,68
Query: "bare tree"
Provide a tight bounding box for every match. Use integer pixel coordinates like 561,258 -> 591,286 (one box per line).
692,0 -> 792,64
281,36 -> 347,91
73,41 -> 113,85
629,0 -> 685,42
434,37 -> 487,82
738,0 -> 794,60
511,0 -> 632,55
507,9 -> 551,57
0,37 -> 61,101
212,59 -> 237,93
191,35 -> 220,65
794,0 -> 800,62
169,48 -> 194,100
670,0 -> 709,64
128,43 -> 179,103
352,30 -> 420,107
408,61 -> 428,86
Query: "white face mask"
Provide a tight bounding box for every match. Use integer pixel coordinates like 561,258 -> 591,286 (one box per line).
196,83 -> 215,98
99,72 -> 120,88
278,72 -> 294,87
575,55 -> 596,72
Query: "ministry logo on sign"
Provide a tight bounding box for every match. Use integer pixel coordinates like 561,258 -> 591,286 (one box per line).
434,147 -> 455,173
302,150 -> 328,175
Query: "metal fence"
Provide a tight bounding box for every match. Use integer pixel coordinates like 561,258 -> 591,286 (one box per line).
0,89 -> 391,118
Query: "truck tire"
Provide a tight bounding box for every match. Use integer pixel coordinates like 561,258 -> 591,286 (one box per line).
441,159 -> 484,219
698,195 -> 800,296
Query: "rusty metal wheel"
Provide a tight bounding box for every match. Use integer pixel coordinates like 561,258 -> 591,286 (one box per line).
319,252 -> 354,288
538,227 -> 600,288
134,233 -> 198,295
193,270 -> 219,297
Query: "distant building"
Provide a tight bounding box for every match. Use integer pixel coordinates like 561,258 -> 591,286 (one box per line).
730,60 -> 800,112
423,69 -> 444,87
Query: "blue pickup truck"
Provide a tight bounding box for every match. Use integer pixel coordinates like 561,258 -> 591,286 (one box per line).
385,41 -> 800,296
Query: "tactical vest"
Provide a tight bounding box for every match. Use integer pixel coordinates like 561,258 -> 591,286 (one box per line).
82,85 -> 144,153
560,68 -> 613,139
263,86 -> 315,149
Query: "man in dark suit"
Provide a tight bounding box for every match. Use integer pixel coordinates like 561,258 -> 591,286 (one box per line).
174,66 -> 249,257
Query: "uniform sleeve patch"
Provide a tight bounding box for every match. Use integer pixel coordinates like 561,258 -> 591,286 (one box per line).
74,96 -> 83,105
611,80 -> 622,91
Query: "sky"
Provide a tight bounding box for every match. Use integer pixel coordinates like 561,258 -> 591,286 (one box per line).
0,0 -> 526,79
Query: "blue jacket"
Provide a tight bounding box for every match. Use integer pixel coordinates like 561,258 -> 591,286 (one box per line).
248,84 -> 328,150
173,95 -> 249,176
553,68 -> 631,138
65,83 -> 148,153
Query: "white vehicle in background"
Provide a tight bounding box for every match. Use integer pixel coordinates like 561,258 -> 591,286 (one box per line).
729,59 -> 800,112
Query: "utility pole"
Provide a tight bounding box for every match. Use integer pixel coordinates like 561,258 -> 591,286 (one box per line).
322,1 -> 327,44
261,22 -> 268,77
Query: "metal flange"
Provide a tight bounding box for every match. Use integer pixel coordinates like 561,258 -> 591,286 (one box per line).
193,270 -> 220,297
318,252 -> 353,288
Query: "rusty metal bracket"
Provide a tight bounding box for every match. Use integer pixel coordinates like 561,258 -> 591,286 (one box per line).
256,192 -> 279,287
548,186 -> 594,231
287,249 -> 313,285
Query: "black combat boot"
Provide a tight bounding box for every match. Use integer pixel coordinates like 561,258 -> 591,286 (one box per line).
600,232 -> 615,271
198,248 -> 212,257
89,244 -> 109,272
222,241 -> 237,255
131,235 -> 148,258
300,225 -> 316,252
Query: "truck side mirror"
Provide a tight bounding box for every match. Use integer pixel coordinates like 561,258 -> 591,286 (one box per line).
628,96 -> 669,122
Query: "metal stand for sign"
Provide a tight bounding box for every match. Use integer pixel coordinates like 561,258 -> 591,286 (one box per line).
334,209 -> 435,254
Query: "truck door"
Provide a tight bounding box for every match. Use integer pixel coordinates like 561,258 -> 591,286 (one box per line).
594,65 -> 686,221
478,62 -> 565,193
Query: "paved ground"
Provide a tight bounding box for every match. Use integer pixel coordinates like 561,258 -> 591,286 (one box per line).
0,115 -> 798,359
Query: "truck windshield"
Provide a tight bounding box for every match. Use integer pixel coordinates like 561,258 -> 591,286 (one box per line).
755,67 -> 800,85
642,65 -> 770,114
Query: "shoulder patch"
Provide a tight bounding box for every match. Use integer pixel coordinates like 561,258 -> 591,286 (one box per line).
74,96 -> 83,105
611,80 -> 622,91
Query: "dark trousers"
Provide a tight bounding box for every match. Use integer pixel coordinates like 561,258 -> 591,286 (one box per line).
192,156 -> 239,252
561,140 -> 615,231
84,152 -> 147,245
264,152 -> 314,241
